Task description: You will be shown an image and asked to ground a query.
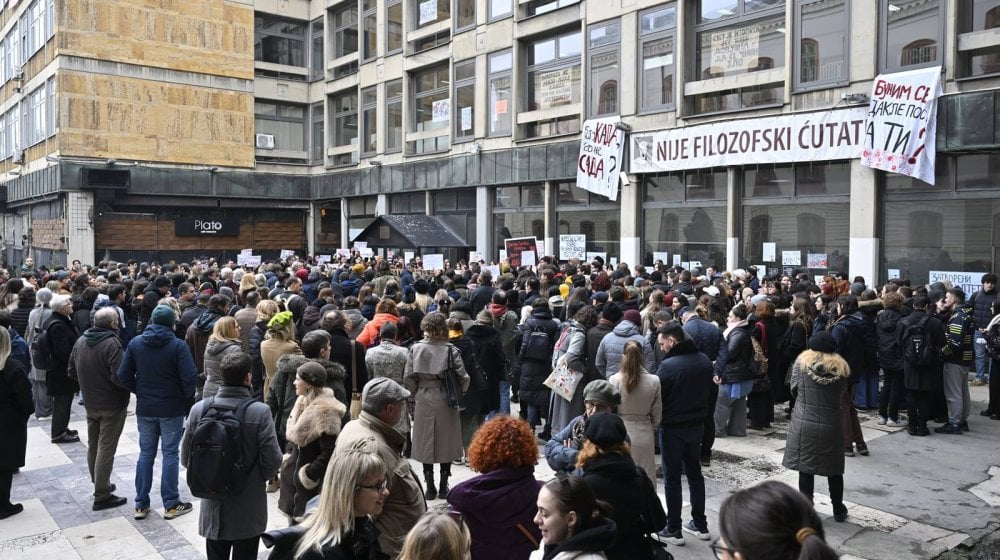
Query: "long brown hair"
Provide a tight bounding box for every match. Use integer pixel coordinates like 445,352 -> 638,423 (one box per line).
619,340 -> 644,393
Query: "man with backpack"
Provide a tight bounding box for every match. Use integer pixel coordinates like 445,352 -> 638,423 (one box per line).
486,290 -> 519,413
514,299 -> 561,440
182,352 -> 282,560
898,294 -> 946,436
936,288 -> 975,434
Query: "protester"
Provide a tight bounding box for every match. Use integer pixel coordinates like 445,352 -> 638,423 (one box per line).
607,341 -> 661,479
544,380 -> 620,474
201,316 -> 243,400
530,476 -> 617,560
43,294 -> 80,444
0,327 -> 32,519
398,512 -> 472,560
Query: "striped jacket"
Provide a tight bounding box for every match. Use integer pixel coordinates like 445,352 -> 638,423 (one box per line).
941,304 -> 974,366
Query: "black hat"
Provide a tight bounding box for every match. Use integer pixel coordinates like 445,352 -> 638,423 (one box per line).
154,275 -> 171,288
808,331 -> 837,353
584,412 -> 628,449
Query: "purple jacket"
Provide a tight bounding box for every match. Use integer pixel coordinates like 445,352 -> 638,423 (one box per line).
447,465 -> 543,560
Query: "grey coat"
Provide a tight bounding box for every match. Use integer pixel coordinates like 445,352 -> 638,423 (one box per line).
595,320 -> 656,378
782,350 -> 849,477
26,305 -> 52,381
181,385 -> 283,540
404,339 -> 470,463
201,339 -> 242,400
548,321 -> 589,433
365,340 -> 411,433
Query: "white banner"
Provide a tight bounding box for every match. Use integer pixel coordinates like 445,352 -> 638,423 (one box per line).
630,108 -> 867,173
578,117 -> 625,201
559,235 -> 586,260
929,270 -> 984,296
860,66 -> 942,185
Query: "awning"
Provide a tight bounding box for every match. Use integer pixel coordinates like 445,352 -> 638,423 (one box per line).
351,214 -> 468,249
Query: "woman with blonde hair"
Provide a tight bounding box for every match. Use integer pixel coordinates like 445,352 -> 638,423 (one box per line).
238,272 -> 257,304
261,311 -> 303,401
156,296 -> 186,339
398,512 -> 471,560
639,290 -> 665,335
608,341 -> 661,479
250,299 -> 281,399
264,439 -> 388,559
201,316 -> 243,400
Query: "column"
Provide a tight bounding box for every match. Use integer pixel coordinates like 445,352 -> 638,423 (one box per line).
67,192 -> 95,265
376,194 -> 389,216
306,201 -> 317,256
726,168 -> 740,272
619,174 -> 641,267
543,180 -> 556,259
340,198 -> 349,248
849,160 -> 880,285
476,186 -> 492,258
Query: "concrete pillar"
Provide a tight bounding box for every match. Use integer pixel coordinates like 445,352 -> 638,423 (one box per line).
726,168 -> 740,272
340,198 -> 349,247
543,180 -> 556,260
375,194 -> 388,216
306,201 -> 317,256
619,174 -> 641,268
849,160 -> 880,286
476,186 -> 491,258
425,191 -> 433,215
66,192 -> 95,265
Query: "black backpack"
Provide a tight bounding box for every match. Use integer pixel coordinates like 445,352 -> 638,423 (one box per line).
187,397 -> 257,499
521,320 -> 551,361
986,323 -> 1000,361
30,316 -> 55,371
901,316 -> 935,367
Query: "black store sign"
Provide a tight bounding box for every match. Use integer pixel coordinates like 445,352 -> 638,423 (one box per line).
176,217 -> 240,237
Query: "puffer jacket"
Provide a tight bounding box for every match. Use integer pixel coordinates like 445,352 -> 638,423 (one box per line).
721,322 -> 756,384
875,309 -> 904,371
514,310 -> 561,408
247,320 -> 268,399
117,324 -> 198,417
200,338 -> 242,400
782,349 -> 849,477
830,312 -> 876,384
970,288 -> 998,330
594,320 -> 655,377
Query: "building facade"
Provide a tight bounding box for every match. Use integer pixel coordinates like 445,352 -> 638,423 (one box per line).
1,0 -> 999,287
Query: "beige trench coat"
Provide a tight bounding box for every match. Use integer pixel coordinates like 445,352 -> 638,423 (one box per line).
609,370 -> 662,480
404,339 -> 470,464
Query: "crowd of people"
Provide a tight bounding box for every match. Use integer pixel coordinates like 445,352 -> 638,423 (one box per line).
0,251 -> 992,560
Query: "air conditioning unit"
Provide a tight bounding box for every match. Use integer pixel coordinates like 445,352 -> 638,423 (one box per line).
13,150 -> 24,164
255,133 -> 275,150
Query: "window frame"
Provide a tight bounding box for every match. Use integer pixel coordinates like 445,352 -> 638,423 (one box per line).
386,0 -> 404,54
453,59 -> 476,142
489,0 -> 513,22
792,0 -> 850,91
409,63 -> 451,154
413,0 -> 450,31
587,21 -> 621,118
310,17 -> 324,81
878,0 -> 946,73
454,0 -> 476,33
331,3 -> 360,60
488,50 -> 513,136
360,86 -> 378,156
255,13 -> 308,68
637,4 -> 677,114
310,101 -> 325,164
361,0 -> 378,62
524,29 -> 583,113
385,79 -> 404,153
331,89 -> 359,149
27,84 -> 44,147
254,99 -> 308,155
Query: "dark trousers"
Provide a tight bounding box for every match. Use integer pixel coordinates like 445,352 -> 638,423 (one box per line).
701,385 -> 718,461
747,389 -> 772,428
660,425 -> 706,533
0,469 -> 12,507
989,359 -> 1000,413
206,536 -> 260,560
878,369 -> 905,420
51,393 -> 74,438
907,389 -> 933,429
840,384 -> 864,448
798,472 -> 844,507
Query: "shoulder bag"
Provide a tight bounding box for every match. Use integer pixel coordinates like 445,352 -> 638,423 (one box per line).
443,344 -> 467,411
349,340 -> 362,419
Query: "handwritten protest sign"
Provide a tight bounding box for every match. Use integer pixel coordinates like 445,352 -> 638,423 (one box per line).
404,251 -> 415,264
469,251 -> 485,263
710,24 -> 760,74
522,251 -> 536,267
360,248 -> 374,258
336,249 -> 351,260
316,255 -> 332,264
929,270 -> 984,296
560,235 -> 586,260
577,117 -> 625,201
652,252 -> 669,265
243,255 -> 261,268
861,66 -> 942,184
807,253 -> 828,269
505,237 -> 538,268
782,251 -> 801,266
423,254 -> 444,270
353,241 -> 368,250
280,250 -> 294,260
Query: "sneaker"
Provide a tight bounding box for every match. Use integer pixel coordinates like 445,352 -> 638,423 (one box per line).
134,506 -> 150,520
163,502 -> 193,520
682,520 -> 711,541
844,447 -> 855,457
934,423 -> 962,434
876,416 -> 887,425
92,495 -> 127,511
971,379 -> 987,386
856,443 -> 870,456
959,421 -> 970,432
886,418 -> 908,428
655,529 -> 685,546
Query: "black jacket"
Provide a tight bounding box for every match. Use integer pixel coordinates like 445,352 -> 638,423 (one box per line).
138,286 -> 163,331
657,338 -> 714,429
514,310 -> 561,408
43,312 -> 80,396
465,323 -> 507,413
897,310 -> 946,392
262,515 -> 387,560
469,285 -> 496,318
722,324 -> 756,384
876,309 -> 905,371
539,516 -> 617,560
581,453 -> 662,560
326,327 -> 368,396
970,288 -> 998,330
830,312 -> 877,384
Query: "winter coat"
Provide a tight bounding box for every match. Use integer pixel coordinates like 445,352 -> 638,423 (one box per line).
269,356 -> 348,449
487,303 -> 519,365
357,312 -> 399,348
608,371 -> 661,479
328,328 -> 369,396
529,516 -> 616,560
451,335 -> 488,416
201,339 -> 243,400
595,321 -> 655,378
514,311 -> 561,408
656,338 -> 714,429
187,308 -> 225,379
248,320 -> 268,399
830,312 -> 876,384
581,453 -> 662,560
342,308 -> 368,340
26,305 -> 52,381
336,411 -> 426,557
548,321 -> 589,434
447,466 -> 543,560
0,358 -> 32,470
941,304 -> 975,366
585,321 -> 614,382
365,341 -> 411,433
778,321 -> 809,385
404,338 -> 470,463
398,305 -> 425,339
280,388 -> 346,518
782,350 -> 849,477
897,310 -> 947,392
234,307 -> 257,352
682,317 -> 724,361
43,312 -> 80,396
137,286 -> 162,331
470,285 -> 496,318
9,328 -> 29,372
67,327 -> 128,412
117,324 -> 199,418
721,323 -> 756,384
300,303 -> 325,335
876,309 -> 905,372
970,288 -> 998,330
262,516 -> 387,560
72,294 -> 98,335
466,323 -> 507,414
10,301 -> 33,339
181,385 -> 282,540
544,415 -> 586,473
261,338 -> 303,400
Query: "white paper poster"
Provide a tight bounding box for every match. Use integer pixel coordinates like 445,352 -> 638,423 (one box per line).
418,0 -> 437,25
672,255 -> 682,266
807,253 -> 828,269
609,257 -> 618,267
353,241 -> 368,250
652,252 -> 669,265
240,248 -> 252,256
404,251 -> 415,263
469,251 -> 484,263
929,270 -> 985,296
587,252 -> 607,265
360,248 -> 374,258
535,240 -> 546,258
577,117 -> 625,202
762,242 -> 776,262
316,254 -> 332,264
887,269 -> 901,280
815,275 -> 826,285
484,265 -> 500,278
236,253 -> 249,265
782,251 -> 801,266
690,260 -> 702,270
423,254 -> 444,270
522,251 -> 537,266
499,250 -> 507,261
336,249 -> 352,260
861,66 -> 942,185
461,107 -> 472,131
559,235 -> 586,260
681,262 -> 690,270
710,24 -> 760,74
243,255 -> 261,268
432,99 -> 450,122
280,250 -> 294,259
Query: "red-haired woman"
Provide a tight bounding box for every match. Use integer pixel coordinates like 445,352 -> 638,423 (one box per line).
447,415 -> 543,560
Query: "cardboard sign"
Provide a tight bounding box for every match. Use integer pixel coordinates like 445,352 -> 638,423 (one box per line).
887,268 -> 901,280
240,248 -> 252,256
243,255 -> 261,268
652,252 -> 669,265
578,117 -> 625,201
504,237 -> 538,268
484,265 -> 501,279
560,235 -> 586,260
353,241 -> 368,250
586,252 -> 607,265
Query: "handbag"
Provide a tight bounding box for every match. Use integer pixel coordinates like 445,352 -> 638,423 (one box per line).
444,345 -> 467,411
544,356 -> 584,402
349,340 -> 362,419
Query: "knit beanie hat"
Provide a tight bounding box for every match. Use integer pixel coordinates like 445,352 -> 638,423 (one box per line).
808,331 -> 837,353
584,412 -> 628,448
153,275 -> 171,288
623,309 -> 642,326
296,361 -> 327,388
151,305 -> 176,327
583,379 -> 621,408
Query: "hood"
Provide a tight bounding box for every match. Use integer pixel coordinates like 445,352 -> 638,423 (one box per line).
543,517 -> 617,560
194,309 -> 223,334
876,309 -> 903,332
83,327 -> 117,347
612,320 -> 641,337
316,358 -> 347,382
141,323 -> 179,347
276,353 -> 310,379
206,338 -> 238,355
530,310 -> 553,322
466,323 -> 498,338
448,466 -> 541,526
798,349 -> 849,384
487,303 -> 508,319
302,305 -> 323,328
665,337 -> 699,357
582,452 -> 636,478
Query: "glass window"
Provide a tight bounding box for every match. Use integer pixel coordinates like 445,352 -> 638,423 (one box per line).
391,192 -> 426,213
255,14 -> 307,66
28,85 -> 44,147
361,87 -> 377,155
255,100 -> 307,153
332,90 -> 358,149
310,18 -> 324,80
490,0 -> 512,20
795,162 -> 850,196
526,31 -> 582,111
387,0 -> 403,53
47,76 -> 54,137
0,113 -> 6,160
332,3 -> 359,59
455,0 -> 475,30
311,102 -> 324,163
488,51 -> 512,135
958,1 -> 1000,78
639,5 -> 676,112
744,165 -> 794,198
362,1 -> 377,61
524,0 -> 580,17
644,207 -> 727,268
434,189 -> 477,244
415,0 -> 450,29
588,22 -> 620,117
742,202 -> 849,270
385,79 -> 403,153
795,0 -> 848,89
495,212 -> 545,254
881,0 -> 944,72
411,64 -> 450,153
453,60 -> 475,141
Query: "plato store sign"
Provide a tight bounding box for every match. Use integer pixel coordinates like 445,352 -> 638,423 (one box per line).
176,217 -> 239,236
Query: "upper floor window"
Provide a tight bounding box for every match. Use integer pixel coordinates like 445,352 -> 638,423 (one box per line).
362,0 -> 377,61
332,3 -> 359,59
453,60 -> 476,141
489,0 -> 512,20
794,0 -> 848,90
525,30 -> 582,112
455,0 -> 475,31
255,100 -> 307,154
255,14 -> 307,67
488,51 -> 513,135
415,0 -> 450,30
387,0 -> 404,53
638,4 -> 676,112
588,21 -> 620,117
958,0 -> 1000,78
410,64 -> 450,153
880,0 -> 945,72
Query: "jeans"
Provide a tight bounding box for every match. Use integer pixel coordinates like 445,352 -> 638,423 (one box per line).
854,371 -> 879,409
525,404 -> 542,432
942,362 -> 971,426
86,408 -> 128,501
974,332 -> 991,382
206,536 -> 260,560
498,380 -> 511,415
135,416 -> 185,510
878,369 -> 905,421
51,393 -> 74,439
660,425 -> 706,533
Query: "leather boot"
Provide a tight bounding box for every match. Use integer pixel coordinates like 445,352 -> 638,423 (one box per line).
438,462 -> 452,497
423,465 -> 437,501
